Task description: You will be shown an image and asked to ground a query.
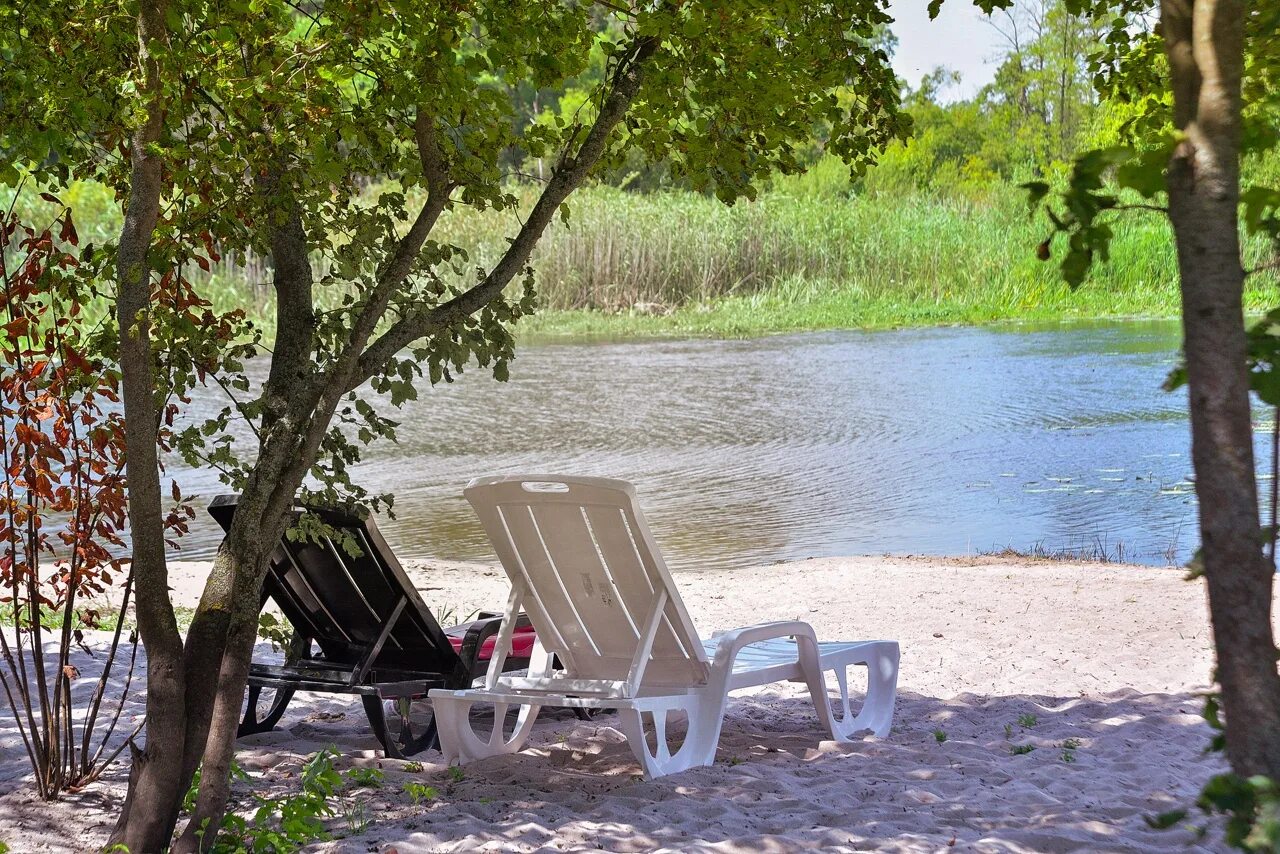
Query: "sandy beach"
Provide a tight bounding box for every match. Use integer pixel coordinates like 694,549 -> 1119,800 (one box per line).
0,554 -> 1244,852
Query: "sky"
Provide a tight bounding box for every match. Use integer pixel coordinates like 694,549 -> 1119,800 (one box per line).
887,1 -> 1007,100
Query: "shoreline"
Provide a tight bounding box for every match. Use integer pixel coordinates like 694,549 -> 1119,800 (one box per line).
515,302 -> 1187,342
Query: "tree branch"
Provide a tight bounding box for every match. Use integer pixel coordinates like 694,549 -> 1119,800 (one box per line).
260,181 -> 315,429
414,109 -> 451,197
1161,0 -> 1198,130
350,35 -> 660,390
253,110 -> 458,525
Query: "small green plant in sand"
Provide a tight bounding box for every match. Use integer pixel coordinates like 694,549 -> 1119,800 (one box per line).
345,767 -> 384,789
933,729 -> 948,744
404,782 -> 439,806
342,799 -> 372,835
1061,739 -> 1082,763
208,749 -> 340,851
184,761 -> 251,813
401,761 -> 424,773
1,603 -> 127,632
1017,714 -> 1039,729
431,604 -> 479,629
448,765 -> 466,784
1145,810 -> 1192,832
1011,744 -> 1036,756
187,747 -> 393,851
1004,724 -> 1013,740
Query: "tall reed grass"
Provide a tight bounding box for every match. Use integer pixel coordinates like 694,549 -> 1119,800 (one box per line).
435,177 -> 1277,332
10,171 -> 1278,339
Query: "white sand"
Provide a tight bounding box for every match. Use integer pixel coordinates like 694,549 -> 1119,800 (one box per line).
0,555 -> 1245,852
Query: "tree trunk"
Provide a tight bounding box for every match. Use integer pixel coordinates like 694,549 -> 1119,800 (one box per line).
178,551 -> 234,786
104,0 -> 193,851
172,533 -> 274,853
172,188 -> 326,850
1163,0 -> 1280,779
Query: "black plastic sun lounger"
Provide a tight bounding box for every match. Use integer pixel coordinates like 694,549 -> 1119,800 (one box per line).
208,494 -> 536,759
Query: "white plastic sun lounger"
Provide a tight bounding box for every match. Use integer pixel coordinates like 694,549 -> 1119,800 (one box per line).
429,475 -> 899,778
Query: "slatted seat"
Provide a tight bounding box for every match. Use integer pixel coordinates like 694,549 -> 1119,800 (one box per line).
429,475 -> 900,778
208,495 -> 535,759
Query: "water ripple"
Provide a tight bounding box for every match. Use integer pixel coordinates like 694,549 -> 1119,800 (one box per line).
166,321 -> 1224,569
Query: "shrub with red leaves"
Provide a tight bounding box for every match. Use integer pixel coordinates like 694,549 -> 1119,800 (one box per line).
0,196 -> 138,799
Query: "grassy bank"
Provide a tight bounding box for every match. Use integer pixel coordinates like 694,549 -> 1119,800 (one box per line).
13,176 -> 1280,340
478,182 -> 1274,338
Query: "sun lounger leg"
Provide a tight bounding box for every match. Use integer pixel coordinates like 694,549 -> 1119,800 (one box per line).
433,695 -> 541,765
843,641 -> 899,738
362,695 -> 401,759
809,642 -> 899,740
237,685 -> 296,737
616,694 -> 723,779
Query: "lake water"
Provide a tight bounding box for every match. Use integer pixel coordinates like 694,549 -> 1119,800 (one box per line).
170,319 -> 1238,571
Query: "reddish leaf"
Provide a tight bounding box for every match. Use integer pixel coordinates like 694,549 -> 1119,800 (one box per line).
62,347 -> 92,375
59,212 -> 78,246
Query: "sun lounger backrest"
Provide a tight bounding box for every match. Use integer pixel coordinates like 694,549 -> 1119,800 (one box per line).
208,495 -> 462,674
465,475 -> 710,693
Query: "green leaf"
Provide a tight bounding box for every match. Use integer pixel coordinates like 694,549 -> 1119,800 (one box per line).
1115,145 -> 1172,199
1144,809 -> 1188,830
1241,186 -> 1280,237
1162,365 -> 1187,393
1021,181 -> 1050,212
1061,246 -> 1091,289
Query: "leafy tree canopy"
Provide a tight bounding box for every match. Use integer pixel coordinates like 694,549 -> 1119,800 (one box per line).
3,3 -> 915,846
0,0 -> 909,508
1016,2 -> 1280,288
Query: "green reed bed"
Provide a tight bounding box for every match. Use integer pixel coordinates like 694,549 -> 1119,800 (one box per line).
442,181 -> 1276,338
11,177 -> 1279,341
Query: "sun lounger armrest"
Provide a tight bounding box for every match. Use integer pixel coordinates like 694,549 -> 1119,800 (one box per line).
452,613 -> 533,683
707,620 -> 818,666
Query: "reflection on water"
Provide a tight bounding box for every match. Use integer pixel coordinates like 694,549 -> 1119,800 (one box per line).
169,319 -> 1223,570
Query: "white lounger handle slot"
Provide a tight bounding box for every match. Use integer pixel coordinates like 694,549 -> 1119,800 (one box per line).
521,481 -> 570,493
